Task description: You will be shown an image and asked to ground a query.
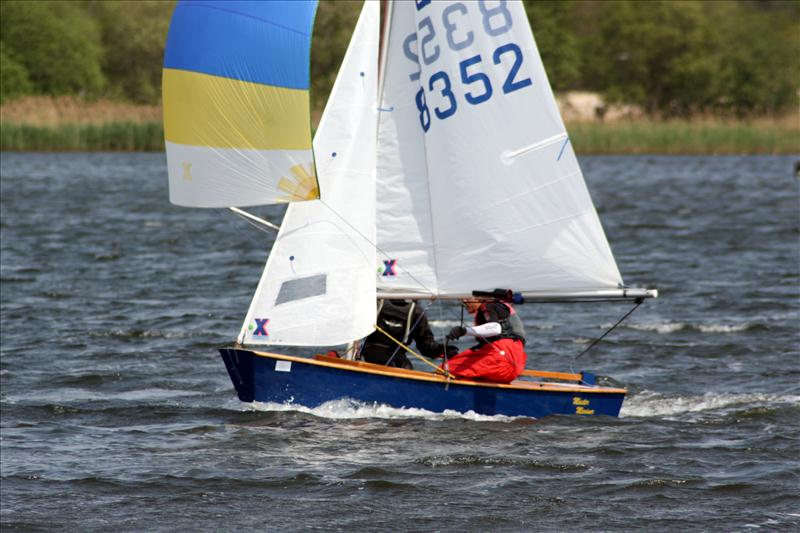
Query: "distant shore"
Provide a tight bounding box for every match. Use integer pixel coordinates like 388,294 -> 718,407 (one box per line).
1,96 -> 798,154
3,120 -> 798,155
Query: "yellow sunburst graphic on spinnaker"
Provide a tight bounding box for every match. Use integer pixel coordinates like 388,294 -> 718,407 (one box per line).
277,163 -> 319,202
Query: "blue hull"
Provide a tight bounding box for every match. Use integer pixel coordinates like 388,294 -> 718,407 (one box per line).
220,348 -> 626,418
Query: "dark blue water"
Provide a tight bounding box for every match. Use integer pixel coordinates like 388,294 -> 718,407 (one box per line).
1,153 -> 798,531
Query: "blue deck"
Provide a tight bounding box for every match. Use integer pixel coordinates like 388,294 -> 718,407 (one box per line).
220,348 -> 625,418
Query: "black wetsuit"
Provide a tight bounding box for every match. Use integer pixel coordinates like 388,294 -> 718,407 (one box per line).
361,300 -> 446,369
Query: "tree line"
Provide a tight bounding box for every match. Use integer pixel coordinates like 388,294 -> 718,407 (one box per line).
1,0 -> 798,117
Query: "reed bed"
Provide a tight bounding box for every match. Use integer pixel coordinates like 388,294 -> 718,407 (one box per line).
568,119 -> 800,155
1,122 -> 164,152
1,118 -> 797,154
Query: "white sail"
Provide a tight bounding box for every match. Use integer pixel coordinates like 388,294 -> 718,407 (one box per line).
238,1 -> 379,346
376,0 -> 622,296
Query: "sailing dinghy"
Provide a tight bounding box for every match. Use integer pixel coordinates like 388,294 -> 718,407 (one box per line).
163,0 -> 656,418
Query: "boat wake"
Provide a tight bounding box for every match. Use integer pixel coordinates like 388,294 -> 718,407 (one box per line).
621,390 -> 800,418
245,398 -> 521,422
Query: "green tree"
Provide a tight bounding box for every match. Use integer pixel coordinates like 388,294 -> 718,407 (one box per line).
582,1 -> 724,116
86,0 -> 175,104
523,0 -> 582,91
0,1 -> 105,99
0,42 -> 32,104
579,0 -> 799,116
712,2 -> 800,115
310,0 -> 362,115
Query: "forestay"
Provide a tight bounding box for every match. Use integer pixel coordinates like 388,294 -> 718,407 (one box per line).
376,0 -> 623,296
163,0 -> 320,208
238,1 -> 379,346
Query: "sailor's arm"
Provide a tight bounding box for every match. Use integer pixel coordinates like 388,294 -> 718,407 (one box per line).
447,322 -> 502,340
411,310 -> 449,358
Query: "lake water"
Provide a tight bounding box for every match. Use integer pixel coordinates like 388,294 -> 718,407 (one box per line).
1,153 -> 798,531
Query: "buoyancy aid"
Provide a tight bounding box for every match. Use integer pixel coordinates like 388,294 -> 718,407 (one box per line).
375,299 -> 416,345
476,301 -> 526,346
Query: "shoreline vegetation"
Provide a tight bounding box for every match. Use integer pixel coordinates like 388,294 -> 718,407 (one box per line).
2,1 -> 798,155
1,96 -> 797,154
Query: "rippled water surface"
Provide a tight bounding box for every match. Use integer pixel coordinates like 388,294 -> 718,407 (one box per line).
1,153 -> 798,531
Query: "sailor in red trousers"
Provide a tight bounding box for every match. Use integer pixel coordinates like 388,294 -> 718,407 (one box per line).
444,299 -> 527,383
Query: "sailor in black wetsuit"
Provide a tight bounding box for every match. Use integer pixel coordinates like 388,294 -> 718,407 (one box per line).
360,299 -> 452,369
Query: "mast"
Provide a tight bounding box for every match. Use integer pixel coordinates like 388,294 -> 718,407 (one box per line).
377,0 -> 393,127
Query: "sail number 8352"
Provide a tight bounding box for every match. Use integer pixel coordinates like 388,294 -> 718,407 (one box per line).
406,1 -> 532,132
415,43 -> 530,132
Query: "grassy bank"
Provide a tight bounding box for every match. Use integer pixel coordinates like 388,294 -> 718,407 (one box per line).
1,119 -> 797,154
1,122 -> 164,151
569,119 -> 800,155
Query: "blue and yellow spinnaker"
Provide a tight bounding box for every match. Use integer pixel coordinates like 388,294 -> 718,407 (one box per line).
163,0 -> 319,207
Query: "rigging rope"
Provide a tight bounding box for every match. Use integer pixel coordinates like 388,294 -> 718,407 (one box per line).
573,298 -> 644,362
384,299 -> 434,367
373,323 -> 454,379
319,198 -> 436,297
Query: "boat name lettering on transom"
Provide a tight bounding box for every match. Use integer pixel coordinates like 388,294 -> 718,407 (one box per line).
573,397 -> 594,415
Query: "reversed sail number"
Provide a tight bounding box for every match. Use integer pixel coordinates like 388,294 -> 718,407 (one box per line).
405,1 -> 533,133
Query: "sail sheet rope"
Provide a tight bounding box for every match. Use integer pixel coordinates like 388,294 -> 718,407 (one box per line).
373,323 -> 454,379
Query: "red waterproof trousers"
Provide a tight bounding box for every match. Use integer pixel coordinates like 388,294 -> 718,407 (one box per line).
442,338 -> 527,383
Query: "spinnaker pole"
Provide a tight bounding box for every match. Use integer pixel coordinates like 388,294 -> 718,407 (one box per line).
228,207 -> 280,232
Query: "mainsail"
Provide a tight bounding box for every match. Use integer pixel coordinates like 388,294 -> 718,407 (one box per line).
163,0 -> 320,208
238,1 -> 380,346
376,1 -> 623,296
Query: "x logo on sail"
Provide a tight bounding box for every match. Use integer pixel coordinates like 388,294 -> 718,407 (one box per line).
182,162 -> 192,181
382,259 -> 397,276
254,318 -> 270,336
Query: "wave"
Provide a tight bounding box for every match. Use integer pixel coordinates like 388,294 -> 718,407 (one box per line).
624,321 -> 754,334
621,390 -> 800,418
417,455 -> 589,471
246,398 -> 519,422
4,387 -> 205,405
89,329 -> 198,340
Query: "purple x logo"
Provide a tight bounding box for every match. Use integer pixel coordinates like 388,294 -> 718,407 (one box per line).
254,318 -> 270,336
382,259 -> 397,276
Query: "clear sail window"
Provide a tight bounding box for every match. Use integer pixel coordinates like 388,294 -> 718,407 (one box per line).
275,274 -> 327,306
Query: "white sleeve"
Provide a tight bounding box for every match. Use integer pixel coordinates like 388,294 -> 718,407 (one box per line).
466,322 -> 502,337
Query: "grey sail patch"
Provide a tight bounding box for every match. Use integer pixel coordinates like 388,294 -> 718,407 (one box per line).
275,274 -> 327,306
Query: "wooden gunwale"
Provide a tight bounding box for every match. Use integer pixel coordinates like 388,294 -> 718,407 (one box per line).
244,349 -> 627,395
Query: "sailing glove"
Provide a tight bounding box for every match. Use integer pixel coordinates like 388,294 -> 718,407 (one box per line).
447,326 -> 467,341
